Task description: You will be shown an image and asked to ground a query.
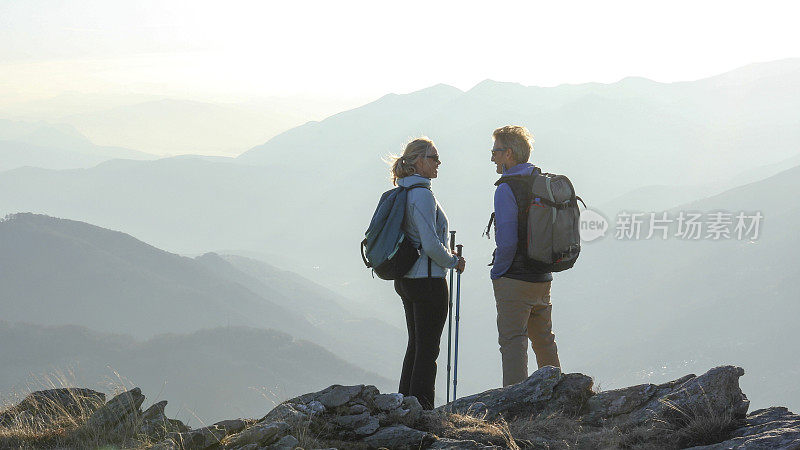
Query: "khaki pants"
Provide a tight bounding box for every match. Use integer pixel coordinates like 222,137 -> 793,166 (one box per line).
493,277 -> 560,387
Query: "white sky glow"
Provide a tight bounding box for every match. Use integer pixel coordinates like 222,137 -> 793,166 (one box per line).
1,0 -> 799,103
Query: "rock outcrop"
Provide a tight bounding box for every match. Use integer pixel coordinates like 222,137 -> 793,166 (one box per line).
690,406 -> 800,449
442,366 -> 593,421
583,365 -> 750,427
2,365 -> 799,449
0,387 -> 105,428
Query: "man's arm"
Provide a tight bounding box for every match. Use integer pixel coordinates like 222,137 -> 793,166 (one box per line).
490,183 -> 518,280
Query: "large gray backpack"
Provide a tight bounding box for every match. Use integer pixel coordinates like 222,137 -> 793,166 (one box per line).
485,168 -> 585,273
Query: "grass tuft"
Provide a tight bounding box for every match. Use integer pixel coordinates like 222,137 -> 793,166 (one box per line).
420,409 -> 519,449
0,370 -> 154,449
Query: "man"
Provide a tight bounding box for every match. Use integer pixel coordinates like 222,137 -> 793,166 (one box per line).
489,125 -> 560,387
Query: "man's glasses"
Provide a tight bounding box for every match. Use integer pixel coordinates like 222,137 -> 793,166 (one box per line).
423,155 -> 441,163
491,147 -> 509,154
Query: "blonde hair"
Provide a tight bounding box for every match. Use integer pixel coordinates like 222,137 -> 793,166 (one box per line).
493,125 -> 533,164
388,137 -> 436,185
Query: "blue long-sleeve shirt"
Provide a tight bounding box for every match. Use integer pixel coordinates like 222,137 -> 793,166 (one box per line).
490,163 -> 535,280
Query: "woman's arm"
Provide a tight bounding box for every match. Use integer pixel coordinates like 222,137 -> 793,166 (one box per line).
408,190 -> 458,269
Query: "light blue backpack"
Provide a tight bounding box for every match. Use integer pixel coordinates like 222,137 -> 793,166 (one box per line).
360,184 -> 429,279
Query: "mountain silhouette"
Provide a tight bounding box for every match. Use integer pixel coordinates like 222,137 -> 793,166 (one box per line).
0,322 -> 391,424
0,119 -> 153,171
0,213 -> 403,379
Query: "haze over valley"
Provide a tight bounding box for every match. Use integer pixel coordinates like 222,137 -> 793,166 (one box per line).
2,58 -> 799,423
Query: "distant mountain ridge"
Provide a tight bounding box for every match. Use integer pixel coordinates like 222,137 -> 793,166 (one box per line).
0,213 -> 402,378
0,213 -> 311,338
0,322 -> 391,424
60,99 -> 311,156
0,119 -> 153,171
240,57 -> 800,200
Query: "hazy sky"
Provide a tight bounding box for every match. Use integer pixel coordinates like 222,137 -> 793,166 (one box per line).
1,0 -> 798,103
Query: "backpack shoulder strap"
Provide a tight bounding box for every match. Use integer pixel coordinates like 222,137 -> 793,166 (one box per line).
490,171 -> 537,252
405,183 -> 431,191
405,183 -> 435,205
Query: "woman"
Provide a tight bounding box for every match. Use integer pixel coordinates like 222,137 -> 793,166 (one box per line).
389,137 -> 466,409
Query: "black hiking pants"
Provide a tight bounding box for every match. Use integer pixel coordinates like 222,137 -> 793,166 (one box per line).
394,277 -> 448,410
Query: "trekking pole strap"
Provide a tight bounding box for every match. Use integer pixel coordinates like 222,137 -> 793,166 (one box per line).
482,213 -> 494,239
360,238 -> 371,268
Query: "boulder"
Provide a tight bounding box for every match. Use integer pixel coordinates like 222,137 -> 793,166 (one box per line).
687,406 -> 800,449
347,404 -> 369,415
333,411 -> 371,429
374,393 -> 404,411
139,400 -> 189,440
260,403 -> 309,428
169,425 -> 228,449
627,366 -> 750,426
306,400 -> 325,414
546,372 -> 594,417
212,418 -> 248,435
582,373 -> 695,426
317,385 -> 364,409
354,416 -> 380,436
441,366 -> 593,421
259,384 -> 426,443
85,387 -> 145,431
362,424 -> 435,449
223,421 -> 291,448
0,388 -> 105,427
583,382 -> 661,426
388,396 -> 423,427
267,434 -> 300,449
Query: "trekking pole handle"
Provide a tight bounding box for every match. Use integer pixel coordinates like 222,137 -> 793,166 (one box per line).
450,231 -> 456,251
456,244 -> 463,257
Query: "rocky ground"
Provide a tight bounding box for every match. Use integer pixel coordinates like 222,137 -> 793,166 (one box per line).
1,365 -> 799,449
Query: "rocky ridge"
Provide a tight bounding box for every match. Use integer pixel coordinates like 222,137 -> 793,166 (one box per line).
1,365 -> 798,449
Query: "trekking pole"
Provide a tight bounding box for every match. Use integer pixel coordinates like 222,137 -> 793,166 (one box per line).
453,243 -> 463,401
446,230 -> 456,404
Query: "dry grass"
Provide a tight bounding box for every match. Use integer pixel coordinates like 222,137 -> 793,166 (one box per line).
506,411 -> 684,449
0,371 -> 154,449
673,410 -> 737,447
0,403 -> 157,450
509,411 -> 584,448
655,392 -> 741,448
289,415 -> 326,449
420,409 -> 519,449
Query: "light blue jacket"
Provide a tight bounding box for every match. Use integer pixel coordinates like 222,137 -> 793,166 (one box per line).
397,175 -> 459,278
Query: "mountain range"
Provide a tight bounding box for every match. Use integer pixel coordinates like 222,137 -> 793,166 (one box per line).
0,213 -> 403,379
0,119 -> 153,171
0,322 -> 390,425
0,93 -> 368,157
1,59 -> 799,412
